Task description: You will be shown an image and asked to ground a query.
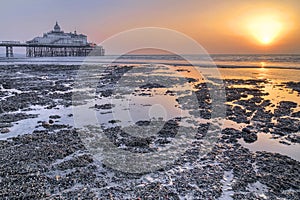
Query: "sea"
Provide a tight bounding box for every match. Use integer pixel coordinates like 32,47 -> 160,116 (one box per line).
1,54 -> 300,69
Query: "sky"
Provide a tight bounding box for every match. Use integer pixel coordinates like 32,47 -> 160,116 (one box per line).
0,0 -> 300,54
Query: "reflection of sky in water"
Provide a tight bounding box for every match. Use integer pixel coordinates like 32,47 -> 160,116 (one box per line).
110,95 -> 182,123
0,105 -> 74,140
214,67 -> 300,82
239,133 -> 300,161
202,66 -> 300,161
90,65 -> 203,128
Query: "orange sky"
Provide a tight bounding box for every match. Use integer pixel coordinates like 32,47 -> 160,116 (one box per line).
0,0 -> 299,54
87,0 -> 300,54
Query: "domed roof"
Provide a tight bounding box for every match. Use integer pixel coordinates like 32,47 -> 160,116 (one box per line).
54,21 -> 61,32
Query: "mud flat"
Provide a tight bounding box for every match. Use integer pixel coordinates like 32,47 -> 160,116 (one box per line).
0,64 -> 299,199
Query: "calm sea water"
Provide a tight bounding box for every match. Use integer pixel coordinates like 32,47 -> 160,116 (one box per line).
114,54 -> 300,69
1,54 -> 300,69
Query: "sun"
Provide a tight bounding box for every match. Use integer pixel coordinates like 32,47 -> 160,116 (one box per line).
228,6 -> 295,47
246,14 -> 283,45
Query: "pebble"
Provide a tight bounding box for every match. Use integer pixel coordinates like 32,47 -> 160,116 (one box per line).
42,121 -> 50,128
0,128 -> 10,134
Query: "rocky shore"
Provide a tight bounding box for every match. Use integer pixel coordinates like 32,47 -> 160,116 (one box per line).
0,64 -> 299,199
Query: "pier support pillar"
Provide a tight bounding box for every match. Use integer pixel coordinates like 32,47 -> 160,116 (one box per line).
6,46 -> 13,57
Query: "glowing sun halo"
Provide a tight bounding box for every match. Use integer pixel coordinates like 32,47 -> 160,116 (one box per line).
247,15 -> 283,45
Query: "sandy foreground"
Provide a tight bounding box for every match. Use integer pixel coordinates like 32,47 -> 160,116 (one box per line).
0,64 -> 299,199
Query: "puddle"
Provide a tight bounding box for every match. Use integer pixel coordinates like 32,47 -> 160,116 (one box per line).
0,105 -> 74,140
239,132 -> 300,161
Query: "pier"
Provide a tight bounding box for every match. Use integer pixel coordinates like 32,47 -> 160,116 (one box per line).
0,41 -> 25,57
0,22 -> 105,58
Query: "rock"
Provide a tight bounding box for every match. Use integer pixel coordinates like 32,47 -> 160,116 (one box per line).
127,137 -> 151,147
49,115 -> 61,119
0,113 -> 38,123
243,132 -> 257,143
50,124 -> 69,129
136,120 -> 151,126
140,83 -> 166,89
197,123 -> 210,138
49,119 -> 54,124
274,101 -> 297,117
286,135 -> 300,143
165,90 -> 175,96
285,81 -> 300,94
186,77 -> 198,83
0,128 -> 10,134
176,69 -> 190,72
100,89 -> 113,97
155,138 -> 171,144
42,121 -> 50,128
94,103 -> 115,110
241,93 -> 248,98
279,140 -> 291,145
108,119 -> 121,124
275,117 -> 300,133
0,123 -> 13,128
291,111 -> 300,118
53,154 -> 94,170
158,120 -> 179,137
242,127 -> 251,134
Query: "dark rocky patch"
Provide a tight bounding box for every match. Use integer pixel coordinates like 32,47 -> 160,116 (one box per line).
242,132 -> 258,143
0,129 -> 97,199
157,120 -> 179,138
286,81 -> 300,94
256,152 -> 300,193
140,83 -> 166,89
0,113 -> 38,123
94,103 -> 115,110
292,111 -> 300,118
274,101 -> 297,117
49,115 -> 61,119
108,119 -> 121,124
135,120 -> 151,126
274,117 -> 300,135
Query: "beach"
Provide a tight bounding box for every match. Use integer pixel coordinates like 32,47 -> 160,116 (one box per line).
0,57 -> 299,199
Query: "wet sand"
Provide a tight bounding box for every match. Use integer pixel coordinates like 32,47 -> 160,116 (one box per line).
0,64 -> 299,199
